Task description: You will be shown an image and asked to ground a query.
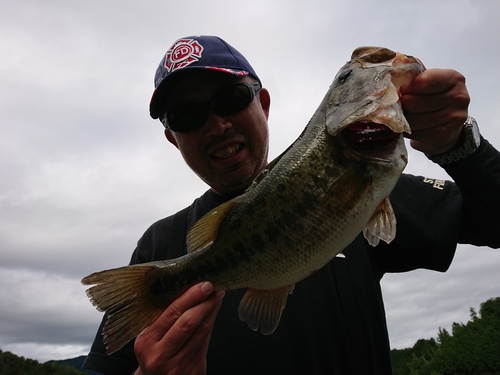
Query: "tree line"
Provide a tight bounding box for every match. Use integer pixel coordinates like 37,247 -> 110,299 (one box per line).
0,350 -> 85,375
1,297 -> 498,374
391,297 -> 500,375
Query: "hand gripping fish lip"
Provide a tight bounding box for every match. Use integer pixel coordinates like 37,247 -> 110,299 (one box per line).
326,48 -> 425,160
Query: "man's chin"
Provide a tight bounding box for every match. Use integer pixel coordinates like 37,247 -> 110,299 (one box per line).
208,168 -> 257,196
206,149 -> 267,195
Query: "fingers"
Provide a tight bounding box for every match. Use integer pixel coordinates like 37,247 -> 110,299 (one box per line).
183,291 -> 224,364
134,282 -> 225,375
399,69 -> 470,155
144,282 -> 217,341
400,68 -> 462,96
161,283 -> 224,355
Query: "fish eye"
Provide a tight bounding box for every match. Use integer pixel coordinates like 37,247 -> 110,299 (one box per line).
337,69 -> 352,84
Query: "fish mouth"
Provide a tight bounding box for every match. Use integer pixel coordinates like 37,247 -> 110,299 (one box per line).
341,121 -> 402,159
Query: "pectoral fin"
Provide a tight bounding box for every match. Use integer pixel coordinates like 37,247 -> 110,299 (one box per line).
187,199 -> 235,253
363,196 -> 397,246
238,285 -> 295,335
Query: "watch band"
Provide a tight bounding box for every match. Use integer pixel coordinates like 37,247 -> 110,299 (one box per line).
426,116 -> 481,165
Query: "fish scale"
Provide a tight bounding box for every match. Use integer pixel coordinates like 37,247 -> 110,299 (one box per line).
82,46 -> 425,354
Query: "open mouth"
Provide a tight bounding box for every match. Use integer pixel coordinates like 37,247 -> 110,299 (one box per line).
212,143 -> 243,159
341,121 -> 401,158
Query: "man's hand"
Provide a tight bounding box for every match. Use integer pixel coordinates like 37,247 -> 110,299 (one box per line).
400,68 -> 470,156
134,282 -> 225,375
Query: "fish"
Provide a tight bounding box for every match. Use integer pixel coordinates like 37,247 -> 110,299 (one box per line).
82,46 -> 425,354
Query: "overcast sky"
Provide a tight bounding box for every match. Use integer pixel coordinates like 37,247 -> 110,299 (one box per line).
1,0 -> 499,363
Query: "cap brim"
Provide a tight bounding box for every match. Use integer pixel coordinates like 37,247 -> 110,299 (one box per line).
149,69 -> 193,119
149,67 -> 252,119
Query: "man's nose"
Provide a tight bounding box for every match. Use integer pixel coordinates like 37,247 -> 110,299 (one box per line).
204,111 -> 233,136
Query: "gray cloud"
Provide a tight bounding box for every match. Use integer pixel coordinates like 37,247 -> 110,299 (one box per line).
1,0 -> 499,362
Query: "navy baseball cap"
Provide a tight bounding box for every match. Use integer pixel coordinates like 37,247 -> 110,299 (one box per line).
149,35 -> 261,119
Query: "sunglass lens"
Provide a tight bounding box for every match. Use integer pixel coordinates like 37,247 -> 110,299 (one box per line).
165,83 -> 257,132
212,85 -> 251,115
167,104 -> 208,132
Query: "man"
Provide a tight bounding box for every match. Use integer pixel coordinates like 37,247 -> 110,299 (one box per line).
84,35 -> 500,375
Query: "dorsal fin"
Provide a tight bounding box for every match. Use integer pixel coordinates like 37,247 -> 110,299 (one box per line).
186,199 -> 236,253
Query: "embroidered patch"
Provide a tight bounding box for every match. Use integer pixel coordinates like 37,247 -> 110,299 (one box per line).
165,38 -> 204,72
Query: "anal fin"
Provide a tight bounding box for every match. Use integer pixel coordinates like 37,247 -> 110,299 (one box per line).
238,285 -> 295,335
363,196 -> 397,246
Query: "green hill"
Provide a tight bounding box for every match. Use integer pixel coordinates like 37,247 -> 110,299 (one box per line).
0,350 -> 86,375
52,356 -> 101,375
391,297 -> 500,375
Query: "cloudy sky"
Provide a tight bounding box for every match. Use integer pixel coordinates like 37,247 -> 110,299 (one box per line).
1,0 -> 499,364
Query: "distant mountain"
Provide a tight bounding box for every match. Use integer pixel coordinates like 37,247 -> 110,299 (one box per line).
52,356 -> 101,375
0,350 -> 87,375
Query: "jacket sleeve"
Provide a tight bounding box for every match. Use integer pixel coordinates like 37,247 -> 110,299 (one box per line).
376,173 -> 462,274
376,136 -> 500,275
443,137 -> 500,248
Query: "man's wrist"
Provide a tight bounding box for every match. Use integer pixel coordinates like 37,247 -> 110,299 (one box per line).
426,116 -> 481,165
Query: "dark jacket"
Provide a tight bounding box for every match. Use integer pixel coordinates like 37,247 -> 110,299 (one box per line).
84,138 -> 500,375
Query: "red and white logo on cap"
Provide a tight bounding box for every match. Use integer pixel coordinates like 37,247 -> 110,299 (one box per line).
165,39 -> 204,72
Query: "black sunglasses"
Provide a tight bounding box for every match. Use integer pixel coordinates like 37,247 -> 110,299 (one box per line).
161,82 -> 261,132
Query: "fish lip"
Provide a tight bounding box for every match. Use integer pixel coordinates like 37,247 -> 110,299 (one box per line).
340,121 -> 403,161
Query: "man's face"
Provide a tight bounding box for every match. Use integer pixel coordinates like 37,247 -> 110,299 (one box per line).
163,71 -> 270,195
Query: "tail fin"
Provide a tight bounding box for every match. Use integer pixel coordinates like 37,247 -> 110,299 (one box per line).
82,264 -> 165,354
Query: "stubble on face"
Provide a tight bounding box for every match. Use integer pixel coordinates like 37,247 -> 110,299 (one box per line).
165,73 -> 270,196
195,98 -> 269,195
206,129 -> 269,195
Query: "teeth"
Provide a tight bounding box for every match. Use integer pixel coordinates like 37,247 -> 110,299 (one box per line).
213,144 -> 241,159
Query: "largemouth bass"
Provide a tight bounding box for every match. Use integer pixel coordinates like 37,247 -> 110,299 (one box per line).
82,46 -> 425,354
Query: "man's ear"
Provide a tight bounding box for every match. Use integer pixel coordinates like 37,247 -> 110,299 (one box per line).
164,129 -> 179,148
259,88 -> 271,120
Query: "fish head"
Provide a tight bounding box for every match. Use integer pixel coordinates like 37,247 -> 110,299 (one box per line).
325,46 -> 425,161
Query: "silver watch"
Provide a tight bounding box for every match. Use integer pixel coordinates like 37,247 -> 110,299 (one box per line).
426,116 -> 481,165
